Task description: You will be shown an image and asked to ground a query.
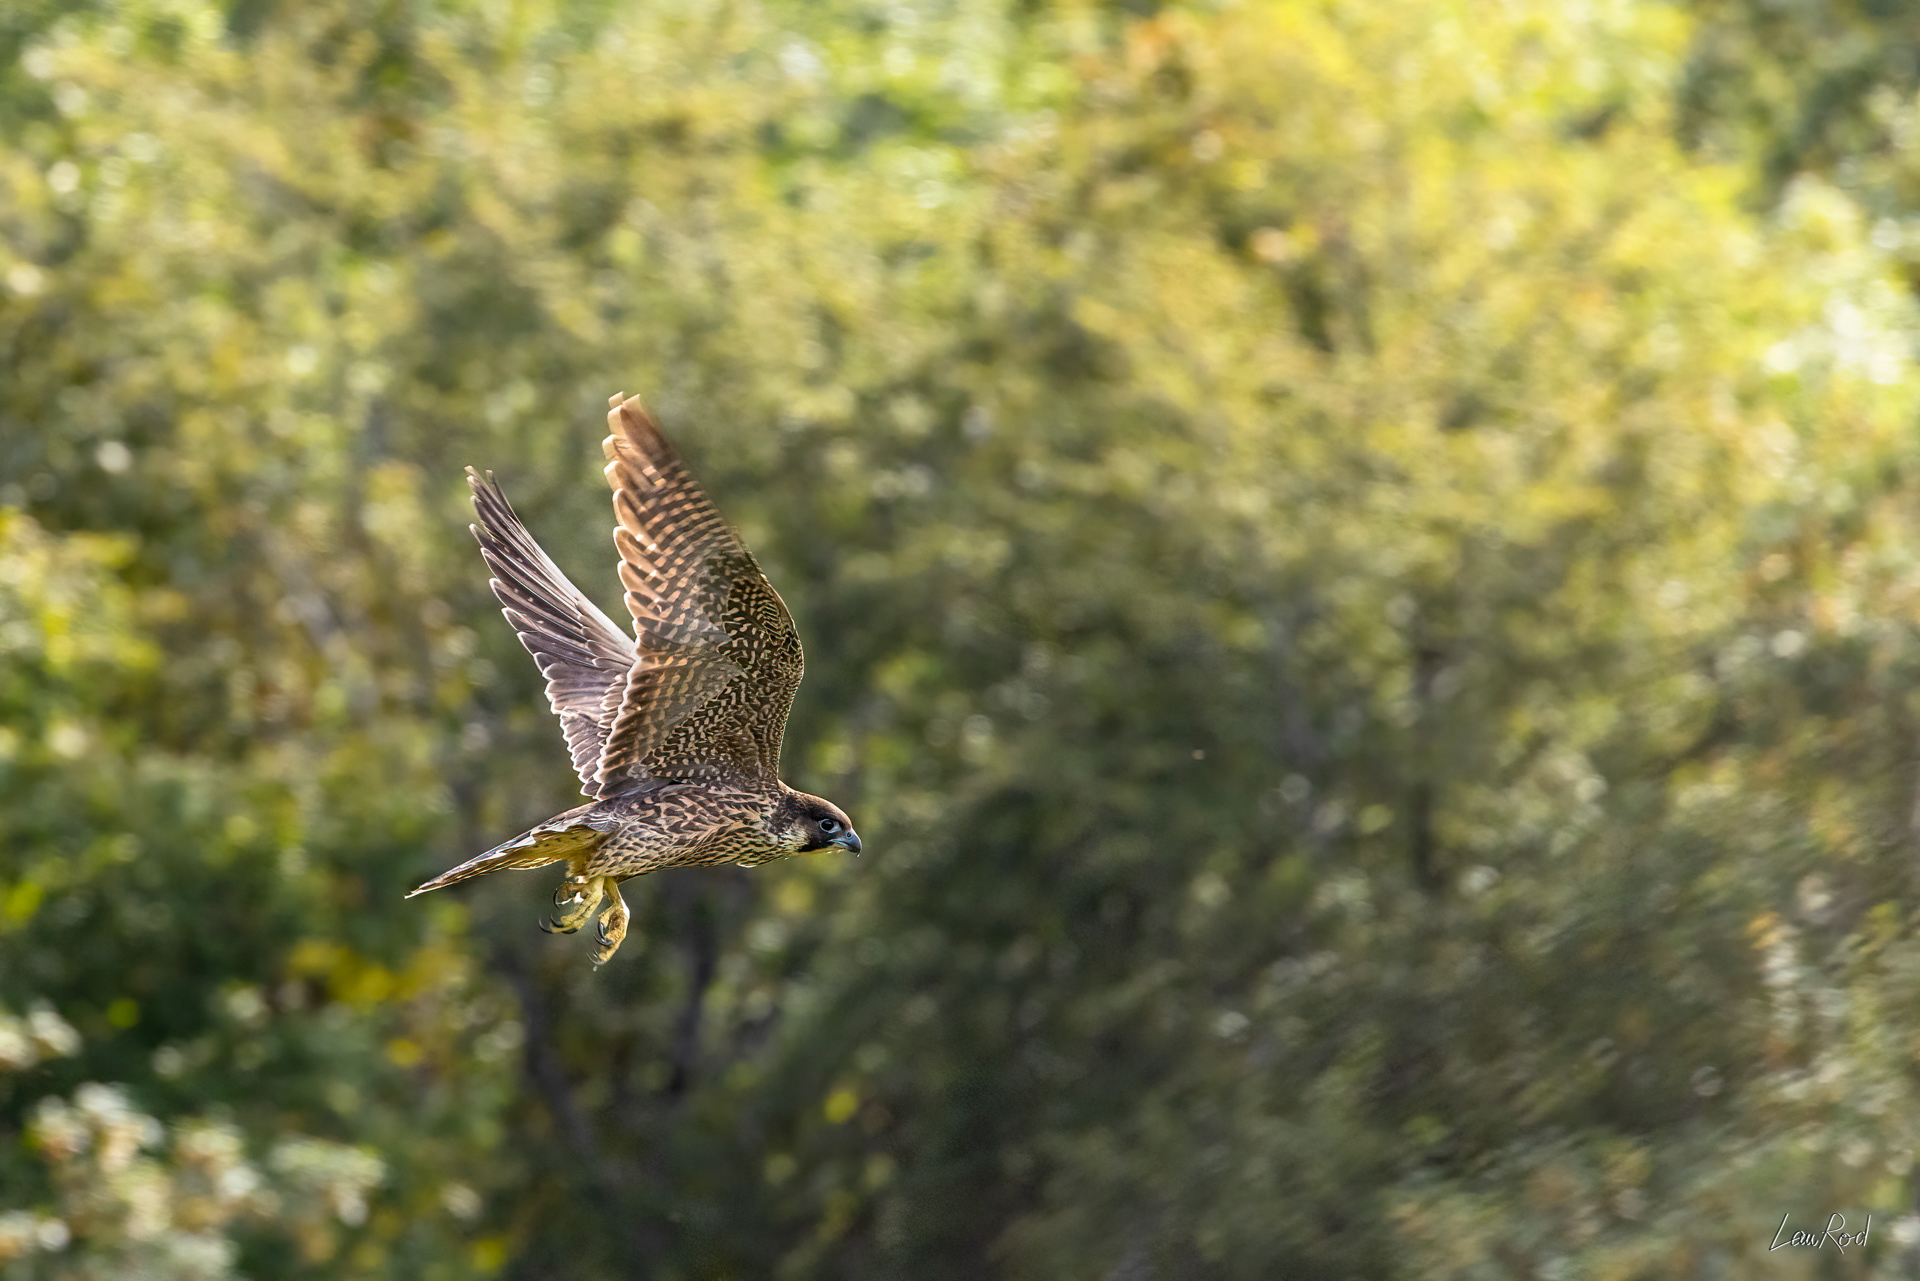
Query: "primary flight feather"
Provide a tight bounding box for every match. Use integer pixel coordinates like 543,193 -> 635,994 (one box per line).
409,393 -> 860,964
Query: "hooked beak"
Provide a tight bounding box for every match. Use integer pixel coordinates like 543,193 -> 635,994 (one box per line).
831,830 -> 862,856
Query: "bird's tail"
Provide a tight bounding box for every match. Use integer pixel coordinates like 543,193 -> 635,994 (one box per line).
407,804 -> 611,897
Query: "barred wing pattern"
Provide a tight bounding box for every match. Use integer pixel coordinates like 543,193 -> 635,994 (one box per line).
467,470 -> 637,792
596,395 -> 805,794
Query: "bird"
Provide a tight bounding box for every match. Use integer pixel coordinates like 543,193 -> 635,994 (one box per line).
408,393 -> 860,965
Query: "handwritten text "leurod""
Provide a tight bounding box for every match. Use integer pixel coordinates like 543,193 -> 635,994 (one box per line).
1771,1213 -> 1871,1253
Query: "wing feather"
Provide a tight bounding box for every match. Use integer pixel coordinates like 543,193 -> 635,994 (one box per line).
593,394 -> 805,793
467,469 -> 637,792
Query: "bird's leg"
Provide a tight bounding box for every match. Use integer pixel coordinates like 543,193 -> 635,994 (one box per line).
592,881 -> 630,967
542,873 -> 605,935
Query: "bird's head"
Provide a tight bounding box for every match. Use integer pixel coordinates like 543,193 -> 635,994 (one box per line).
776,792 -> 861,856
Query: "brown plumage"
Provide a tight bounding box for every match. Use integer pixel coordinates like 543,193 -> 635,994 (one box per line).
408,393 -> 859,964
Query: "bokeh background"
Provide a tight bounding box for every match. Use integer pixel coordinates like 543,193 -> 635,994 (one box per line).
5,0 -> 1920,1276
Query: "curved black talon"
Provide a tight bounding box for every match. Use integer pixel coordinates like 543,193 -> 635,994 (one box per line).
539,914 -> 581,935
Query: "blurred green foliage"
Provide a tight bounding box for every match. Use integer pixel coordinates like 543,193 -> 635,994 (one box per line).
6,0 -> 1920,1276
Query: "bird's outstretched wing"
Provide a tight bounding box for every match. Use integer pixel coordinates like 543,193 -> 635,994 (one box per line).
594,394 -> 805,793
468,469 -> 637,793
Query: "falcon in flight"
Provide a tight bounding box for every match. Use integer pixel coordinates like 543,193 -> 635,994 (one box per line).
409,393 -> 860,964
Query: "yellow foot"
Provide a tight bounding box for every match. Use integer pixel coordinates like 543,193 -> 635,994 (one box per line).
541,874 -> 606,935
591,882 -> 630,967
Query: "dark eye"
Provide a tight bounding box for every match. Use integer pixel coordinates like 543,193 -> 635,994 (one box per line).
819,817 -> 841,834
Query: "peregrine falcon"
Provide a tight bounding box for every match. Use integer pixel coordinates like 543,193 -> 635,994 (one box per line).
409,393 -> 860,964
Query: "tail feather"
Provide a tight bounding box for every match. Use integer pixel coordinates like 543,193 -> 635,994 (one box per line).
408,805 -> 611,897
